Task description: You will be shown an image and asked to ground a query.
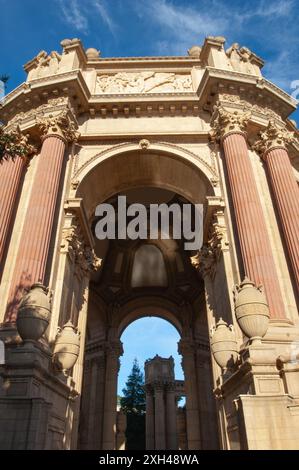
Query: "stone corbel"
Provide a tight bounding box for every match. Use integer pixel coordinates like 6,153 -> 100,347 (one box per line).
190,197 -> 228,279
61,198 -> 101,275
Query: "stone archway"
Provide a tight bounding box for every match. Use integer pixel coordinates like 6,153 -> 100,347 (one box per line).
72,145 -> 221,450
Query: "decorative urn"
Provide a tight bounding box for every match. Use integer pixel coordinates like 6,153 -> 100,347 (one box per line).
53,321 -> 80,371
16,283 -> 51,341
210,318 -> 238,370
234,277 -> 270,344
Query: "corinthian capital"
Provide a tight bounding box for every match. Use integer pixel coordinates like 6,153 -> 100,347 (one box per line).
0,125 -> 36,161
210,106 -> 251,142
37,110 -> 80,142
253,120 -> 294,157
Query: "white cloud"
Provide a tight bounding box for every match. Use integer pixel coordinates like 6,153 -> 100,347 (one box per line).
93,0 -> 118,36
57,0 -> 117,36
263,50 -> 298,91
250,0 -> 294,18
135,0 -> 227,55
57,0 -> 89,34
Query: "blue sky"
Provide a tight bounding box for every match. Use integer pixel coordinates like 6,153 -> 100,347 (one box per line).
0,0 -> 298,388
0,0 -> 298,122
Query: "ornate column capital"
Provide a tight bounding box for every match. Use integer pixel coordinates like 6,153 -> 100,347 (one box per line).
253,120 -> 294,157
152,381 -> 165,392
165,382 -> 176,393
37,109 -> 80,143
210,105 -> 251,142
105,339 -> 124,359
178,338 -> 195,357
145,384 -> 154,395
0,125 -> 36,161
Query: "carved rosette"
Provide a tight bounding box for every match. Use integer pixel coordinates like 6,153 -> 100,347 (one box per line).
37,110 -> 80,143
60,221 -> 101,275
210,106 -> 251,142
253,120 -> 294,157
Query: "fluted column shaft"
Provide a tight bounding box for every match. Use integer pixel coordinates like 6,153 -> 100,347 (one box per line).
145,386 -> 155,450
154,384 -> 166,450
222,132 -> 286,320
166,385 -> 177,450
102,342 -> 123,450
0,157 -> 27,267
5,134 -> 66,322
179,340 -> 201,450
263,147 -> 299,293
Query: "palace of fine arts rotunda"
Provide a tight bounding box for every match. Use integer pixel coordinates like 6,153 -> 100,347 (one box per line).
0,35 -> 298,450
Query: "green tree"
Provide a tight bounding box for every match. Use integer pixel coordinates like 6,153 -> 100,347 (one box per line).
120,359 -> 146,449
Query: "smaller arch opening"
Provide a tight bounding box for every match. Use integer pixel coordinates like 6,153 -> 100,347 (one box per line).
118,316 -> 185,450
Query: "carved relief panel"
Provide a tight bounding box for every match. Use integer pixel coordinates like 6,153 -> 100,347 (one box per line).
95,71 -> 193,94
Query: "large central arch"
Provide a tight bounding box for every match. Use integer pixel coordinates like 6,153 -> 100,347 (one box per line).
75,144 -> 220,450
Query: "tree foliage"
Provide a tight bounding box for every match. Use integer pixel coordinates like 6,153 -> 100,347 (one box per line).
120,359 -> 146,450
120,358 -> 146,415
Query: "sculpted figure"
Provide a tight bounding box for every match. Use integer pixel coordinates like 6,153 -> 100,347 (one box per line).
48,51 -> 62,74
226,43 -> 243,71
226,43 -> 261,75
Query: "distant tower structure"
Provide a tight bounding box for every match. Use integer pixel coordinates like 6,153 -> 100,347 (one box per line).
144,355 -> 185,450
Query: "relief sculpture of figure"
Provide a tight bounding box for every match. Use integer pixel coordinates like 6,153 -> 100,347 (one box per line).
96,71 -> 192,94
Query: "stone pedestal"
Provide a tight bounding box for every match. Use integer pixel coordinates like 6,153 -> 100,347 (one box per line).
0,340 -> 75,449
215,342 -> 299,450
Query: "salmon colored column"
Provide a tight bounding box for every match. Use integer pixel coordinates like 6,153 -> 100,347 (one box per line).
0,131 -> 35,267
255,121 -> 299,295
0,158 -> 26,265
5,111 -> 78,323
212,108 -> 286,320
